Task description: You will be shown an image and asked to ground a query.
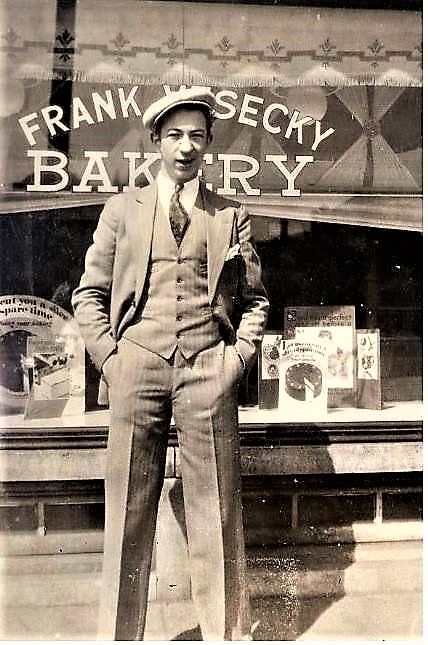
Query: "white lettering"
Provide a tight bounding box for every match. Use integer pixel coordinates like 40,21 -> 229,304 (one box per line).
263,103 -> 288,134
72,151 -> 118,193
266,154 -> 314,196
162,84 -> 187,95
217,154 -> 261,196
123,151 -> 160,189
284,110 -> 313,144
18,112 -> 40,146
72,97 -> 95,129
40,105 -> 70,137
92,90 -> 117,122
26,150 -> 69,191
215,90 -> 238,120
312,120 -> 335,151
118,86 -> 142,118
238,94 -> 264,128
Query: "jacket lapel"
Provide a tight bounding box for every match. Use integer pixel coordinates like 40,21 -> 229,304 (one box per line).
202,185 -> 235,303
127,183 -> 157,303
126,182 -> 234,306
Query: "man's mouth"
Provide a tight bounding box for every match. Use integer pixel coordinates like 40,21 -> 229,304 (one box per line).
175,158 -> 195,168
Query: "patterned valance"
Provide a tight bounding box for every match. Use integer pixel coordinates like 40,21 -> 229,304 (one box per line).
0,0 -> 422,87
0,1 -> 422,196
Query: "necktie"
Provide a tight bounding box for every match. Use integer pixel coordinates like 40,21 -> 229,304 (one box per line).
169,184 -> 188,246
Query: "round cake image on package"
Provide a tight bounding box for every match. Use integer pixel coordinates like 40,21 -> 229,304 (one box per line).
285,362 -> 323,401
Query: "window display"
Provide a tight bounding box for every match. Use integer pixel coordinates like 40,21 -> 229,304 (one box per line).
0,203 -> 422,423
252,215 -> 422,418
0,0 -> 422,426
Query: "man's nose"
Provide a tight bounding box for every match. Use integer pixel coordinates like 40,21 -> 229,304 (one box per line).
179,135 -> 193,153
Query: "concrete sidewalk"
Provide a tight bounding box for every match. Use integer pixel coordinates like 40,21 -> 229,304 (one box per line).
0,541 -> 422,640
142,592 -> 422,641
1,592 -> 421,641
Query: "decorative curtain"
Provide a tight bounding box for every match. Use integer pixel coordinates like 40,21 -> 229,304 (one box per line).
0,1 -> 422,197
315,86 -> 420,191
1,0 -> 422,86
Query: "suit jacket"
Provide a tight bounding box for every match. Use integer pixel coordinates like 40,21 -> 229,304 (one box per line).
72,182 -> 269,404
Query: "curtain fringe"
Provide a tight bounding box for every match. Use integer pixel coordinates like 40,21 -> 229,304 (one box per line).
15,69 -> 422,88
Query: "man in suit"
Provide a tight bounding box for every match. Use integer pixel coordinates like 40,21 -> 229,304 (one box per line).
72,87 -> 269,641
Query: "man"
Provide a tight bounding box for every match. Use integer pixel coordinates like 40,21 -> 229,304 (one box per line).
72,87 -> 269,641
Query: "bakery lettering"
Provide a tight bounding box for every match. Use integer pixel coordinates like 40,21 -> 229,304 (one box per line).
19,85 -> 335,196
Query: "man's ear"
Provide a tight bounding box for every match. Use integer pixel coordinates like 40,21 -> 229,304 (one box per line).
151,131 -> 160,145
207,132 -> 213,144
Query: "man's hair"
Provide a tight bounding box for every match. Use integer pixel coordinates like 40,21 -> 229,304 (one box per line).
151,103 -> 215,140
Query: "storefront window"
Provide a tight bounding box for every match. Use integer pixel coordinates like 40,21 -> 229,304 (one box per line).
0,0 -> 422,424
0,201 -> 422,420
249,215 -> 422,410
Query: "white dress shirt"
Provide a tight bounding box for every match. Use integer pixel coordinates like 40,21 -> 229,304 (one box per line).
155,170 -> 247,372
156,171 -> 200,217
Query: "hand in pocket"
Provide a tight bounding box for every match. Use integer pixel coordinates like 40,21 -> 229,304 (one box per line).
225,344 -> 245,383
102,352 -> 117,386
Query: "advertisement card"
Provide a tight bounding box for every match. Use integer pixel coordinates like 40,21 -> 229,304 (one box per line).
278,339 -> 328,419
356,328 -> 382,410
284,305 -> 356,407
258,332 -> 282,409
0,295 -> 85,418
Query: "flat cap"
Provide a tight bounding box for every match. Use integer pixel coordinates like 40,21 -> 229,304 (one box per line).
142,87 -> 216,130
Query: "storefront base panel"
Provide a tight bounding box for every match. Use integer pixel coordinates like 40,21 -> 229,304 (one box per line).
0,472 -> 422,557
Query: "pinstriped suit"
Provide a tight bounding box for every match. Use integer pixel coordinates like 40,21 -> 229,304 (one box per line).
72,180 -> 269,640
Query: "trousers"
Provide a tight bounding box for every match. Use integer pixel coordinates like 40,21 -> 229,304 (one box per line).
97,337 -> 251,640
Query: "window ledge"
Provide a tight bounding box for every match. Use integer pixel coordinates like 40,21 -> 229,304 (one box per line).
0,401 -> 422,450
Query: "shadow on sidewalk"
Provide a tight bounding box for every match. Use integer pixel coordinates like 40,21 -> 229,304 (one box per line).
249,543 -> 356,641
166,431 -> 356,641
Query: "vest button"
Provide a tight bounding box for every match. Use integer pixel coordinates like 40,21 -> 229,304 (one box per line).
176,314 -> 182,321
177,258 -> 184,264
176,277 -> 183,284
177,294 -> 183,301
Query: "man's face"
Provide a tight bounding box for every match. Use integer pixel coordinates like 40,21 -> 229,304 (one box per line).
153,108 -> 210,184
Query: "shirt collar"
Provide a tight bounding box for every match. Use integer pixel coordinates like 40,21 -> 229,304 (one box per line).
157,170 -> 200,215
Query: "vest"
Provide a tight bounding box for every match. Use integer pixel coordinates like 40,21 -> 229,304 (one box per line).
123,195 -> 221,359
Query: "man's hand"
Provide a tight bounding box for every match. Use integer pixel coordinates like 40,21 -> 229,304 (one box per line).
225,344 -> 246,383
102,351 -> 117,386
